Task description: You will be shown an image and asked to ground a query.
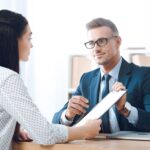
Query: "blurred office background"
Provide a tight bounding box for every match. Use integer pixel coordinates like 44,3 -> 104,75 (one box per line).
0,0 -> 150,121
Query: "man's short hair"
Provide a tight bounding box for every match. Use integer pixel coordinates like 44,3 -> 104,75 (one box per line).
86,18 -> 119,35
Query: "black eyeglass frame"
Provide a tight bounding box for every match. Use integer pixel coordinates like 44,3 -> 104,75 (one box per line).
84,35 -> 118,49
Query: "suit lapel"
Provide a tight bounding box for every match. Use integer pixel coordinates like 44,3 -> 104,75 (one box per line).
118,58 -> 133,87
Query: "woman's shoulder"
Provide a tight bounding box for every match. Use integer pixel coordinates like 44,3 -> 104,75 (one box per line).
0,66 -> 18,83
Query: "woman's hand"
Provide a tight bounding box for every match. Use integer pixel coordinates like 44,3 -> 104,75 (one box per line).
18,128 -> 33,142
82,119 -> 102,139
68,119 -> 101,141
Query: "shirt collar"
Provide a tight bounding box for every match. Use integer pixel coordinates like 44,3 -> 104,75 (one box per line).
100,57 -> 122,80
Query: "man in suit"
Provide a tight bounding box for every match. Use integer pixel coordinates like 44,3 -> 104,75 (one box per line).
52,18 -> 150,133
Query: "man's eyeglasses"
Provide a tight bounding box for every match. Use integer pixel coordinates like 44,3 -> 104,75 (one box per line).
84,36 -> 118,49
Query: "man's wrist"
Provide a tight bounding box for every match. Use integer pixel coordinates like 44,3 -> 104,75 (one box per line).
65,114 -> 74,121
118,102 -> 131,117
60,110 -> 74,125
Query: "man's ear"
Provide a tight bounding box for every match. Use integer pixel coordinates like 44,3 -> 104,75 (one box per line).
116,36 -> 122,48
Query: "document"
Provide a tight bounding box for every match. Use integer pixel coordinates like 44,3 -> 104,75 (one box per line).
75,90 -> 126,127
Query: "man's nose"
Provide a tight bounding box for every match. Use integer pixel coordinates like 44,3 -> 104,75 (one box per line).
93,42 -> 101,51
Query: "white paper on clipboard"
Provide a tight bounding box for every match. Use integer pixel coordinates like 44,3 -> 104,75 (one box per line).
75,90 -> 126,127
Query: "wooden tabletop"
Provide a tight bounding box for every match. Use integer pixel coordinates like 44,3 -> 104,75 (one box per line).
13,138 -> 150,150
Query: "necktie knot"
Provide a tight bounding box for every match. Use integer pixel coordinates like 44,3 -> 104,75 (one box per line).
103,74 -> 111,82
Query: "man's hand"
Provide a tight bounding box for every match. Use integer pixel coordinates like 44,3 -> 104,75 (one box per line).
112,82 -> 126,112
65,96 -> 89,120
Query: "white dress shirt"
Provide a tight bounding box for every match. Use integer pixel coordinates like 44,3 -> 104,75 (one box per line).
0,66 -> 68,150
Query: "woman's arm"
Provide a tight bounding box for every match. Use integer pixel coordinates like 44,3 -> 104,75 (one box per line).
0,74 -> 101,145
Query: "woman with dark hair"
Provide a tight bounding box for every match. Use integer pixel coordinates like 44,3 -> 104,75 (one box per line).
0,10 -> 100,150
0,9 -> 29,72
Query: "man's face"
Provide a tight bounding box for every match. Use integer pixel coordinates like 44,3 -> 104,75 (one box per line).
86,26 -> 121,66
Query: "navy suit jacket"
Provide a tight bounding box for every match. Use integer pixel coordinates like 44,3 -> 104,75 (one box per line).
52,58 -> 150,132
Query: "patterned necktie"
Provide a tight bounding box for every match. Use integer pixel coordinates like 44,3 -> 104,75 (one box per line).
101,74 -> 111,133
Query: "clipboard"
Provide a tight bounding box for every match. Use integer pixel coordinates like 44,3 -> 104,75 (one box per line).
75,90 -> 126,127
